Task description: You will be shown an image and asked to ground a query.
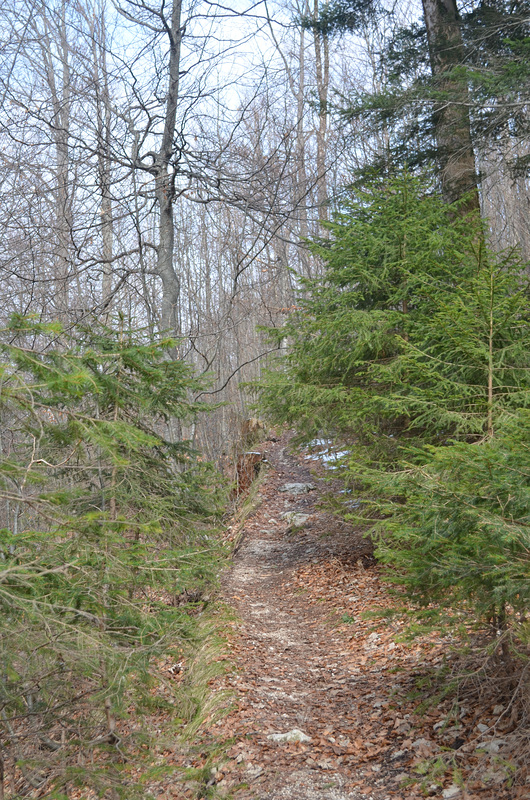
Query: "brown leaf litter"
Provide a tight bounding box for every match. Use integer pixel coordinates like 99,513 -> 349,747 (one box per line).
181,432 -> 528,800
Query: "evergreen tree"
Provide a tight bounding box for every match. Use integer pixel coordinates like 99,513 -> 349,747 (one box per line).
256,172 -> 530,639
339,0 -> 530,189
257,172 -> 484,454
363,252 -> 530,636
0,317 -> 227,798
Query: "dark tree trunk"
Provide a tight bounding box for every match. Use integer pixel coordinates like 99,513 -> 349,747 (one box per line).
422,0 -> 480,213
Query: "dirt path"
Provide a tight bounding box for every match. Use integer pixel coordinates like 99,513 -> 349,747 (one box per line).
200,433 -> 520,800
210,434 -> 414,800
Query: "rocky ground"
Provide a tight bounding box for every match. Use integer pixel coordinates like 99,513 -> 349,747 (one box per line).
182,433 -> 527,800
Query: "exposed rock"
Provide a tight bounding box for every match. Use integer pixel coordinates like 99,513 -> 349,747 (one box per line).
476,738 -> 506,754
411,737 -> 432,749
246,764 -> 264,778
280,511 -> 310,528
482,770 -> 509,785
442,785 -> 462,799
279,482 -> 317,494
267,728 -> 311,744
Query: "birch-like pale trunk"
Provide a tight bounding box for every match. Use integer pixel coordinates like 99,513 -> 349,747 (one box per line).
294,2 -> 310,247
38,0 -> 73,315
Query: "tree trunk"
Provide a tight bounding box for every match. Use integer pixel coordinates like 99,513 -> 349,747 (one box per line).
421,0 -> 480,213
313,0 -> 329,226
38,0 -> 73,316
91,2 -> 114,313
154,0 -> 183,335
296,12 -> 310,254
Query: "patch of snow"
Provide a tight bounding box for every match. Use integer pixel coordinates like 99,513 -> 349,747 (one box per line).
304,439 -> 350,469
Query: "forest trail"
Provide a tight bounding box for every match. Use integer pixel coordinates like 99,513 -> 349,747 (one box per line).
218,433 -> 381,799
194,432 -> 522,800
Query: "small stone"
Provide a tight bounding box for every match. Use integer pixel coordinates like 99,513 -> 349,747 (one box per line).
477,723 -> 489,733
442,785 -> 462,799
396,721 -> 412,733
477,738 -> 506,754
267,728 -> 311,744
412,737 -> 432,749
246,765 -> 263,778
390,750 -> 406,760
485,770 -> 508,785
492,704 -> 504,715
280,511 -> 310,527
279,482 -> 316,494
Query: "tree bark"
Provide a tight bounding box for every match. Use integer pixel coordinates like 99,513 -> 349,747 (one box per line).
154,0 -> 183,335
38,0 -> 73,315
421,0 -> 480,213
90,2 -> 114,313
313,0 -> 329,226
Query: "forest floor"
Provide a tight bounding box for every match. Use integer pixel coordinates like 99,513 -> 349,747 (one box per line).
178,432 -> 527,800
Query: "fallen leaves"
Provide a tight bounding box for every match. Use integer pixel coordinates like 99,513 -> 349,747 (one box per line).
179,434 -> 526,799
